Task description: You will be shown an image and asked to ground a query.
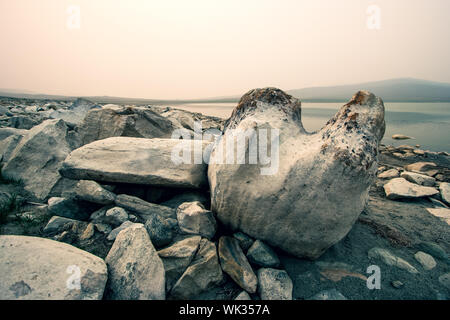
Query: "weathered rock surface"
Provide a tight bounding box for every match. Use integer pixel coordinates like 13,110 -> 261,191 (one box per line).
257,268 -> 293,300
170,239 -> 224,299
115,194 -> 175,220
60,137 -> 209,189
246,240 -> 280,268
368,247 -> 418,274
234,291 -> 252,300
439,182 -> 450,205
404,162 -> 439,177
145,213 -> 174,248
233,232 -> 254,253
2,119 -> 72,200
177,201 -> 217,239
105,207 -> 128,226
218,236 -> 258,293
378,168 -> 399,179
414,251 -> 437,270
383,178 -> 439,200
400,171 -> 436,187
208,88 -> 385,259
158,236 -> 202,291
426,208 -> 450,225
73,180 -> 116,204
105,224 -> 165,300
106,221 -> 135,241
48,197 -> 91,221
0,235 -> 107,300
43,215 -> 86,235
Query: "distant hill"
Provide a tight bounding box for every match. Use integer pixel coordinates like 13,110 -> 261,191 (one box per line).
287,78 -> 450,102
1,78 -> 450,104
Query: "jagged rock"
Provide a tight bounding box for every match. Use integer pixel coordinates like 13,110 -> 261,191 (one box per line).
234,291 -> 252,300
50,98 -> 100,127
158,236 -> 202,291
115,194 -> 175,220
145,214 -> 174,248
246,240 -> 280,268
2,119 -> 72,200
105,224 -> 165,300
439,182 -> 450,205
310,289 -> 347,300
378,168 -> 399,179
47,197 -> 91,221
400,171 -> 436,187
105,207 -> 129,226
218,236 -> 258,293
106,221 -> 135,241
383,178 -> 438,200
73,180 -> 116,205
76,105 -> 176,145
257,268 -> 293,300
0,235 -> 107,299
233,232 -> 254,253
404,162 -> 439,177
208,88 -> 385,259
414,251 -> 437,270
368,247 -> 418,274
170,239 -> 224,299
177,201 -> 217,239
60,137 -> 209,189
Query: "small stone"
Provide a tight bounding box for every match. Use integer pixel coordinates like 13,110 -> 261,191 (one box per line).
391,280 -> 404,289
105,207 -> 129,227
79,223 -> 95,240
48,197 -> 90,221
43,216 -> 82,235
246,240 -> 280,268
218,236 -> 258,293
107,221 -> 135,241
414,251 -> 437,270
368,247 -> 418,274
378,169 -> 399,179
383,178 -> 438,200
145,214 -> 174,248
404,162 -> 438,176
416,242 -> 449,262
392,134 -> 413,140
177,201 -> 217,239
310,289 -> 347,300
94,223 -> 112,234
438,273 -> 450,290
234,291 -> 252,300
257,268 -> 293,300
74,180 -> 116,204
400,171 -> 436,187
233,232 -> 254,253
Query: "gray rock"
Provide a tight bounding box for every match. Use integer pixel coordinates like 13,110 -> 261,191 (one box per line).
0,127 -> 28,140
0,134 -> 24,164
233,232 -> 254,253
404,162 -> 439,177
115,194 -> 175,220
416,241 -> 449,262
391,281 -> 404,289
94,223 -> 112,234
400,171 -> 436,187
208,89 -> 385,259
368,247 -> 418,274
246,240 -> 280,268
43,216 -> 84,235
234,291 -> 252,300
429,197 -> 449,208
105,224 -> 165,300
177,201 -> 217,239
439,182 -> 450,205
170,239 -> 224,299
439,273 -> 450,290
48,197 -> 90,221
73,180 -> 116,204
383,178 -> 438,200
218,236 -> 258,293
76,105 -> 175,145
158,236 -> 202,291
8,116 -> 38,129
426,208 -> 450,225
257,268 -> 293,300
106,221 -> 135,241
392,134 -> 413,140
50,98 -> 100,127
2,119 -> 72,200
105,207 -> 129,226
378,168 -> 399,179
0,235 -> 107,300
160,192 -> 209,209
310,289 -> 347,300
145,214 -> 174,248
60,137 -> 210,189
414,251 -> 437,270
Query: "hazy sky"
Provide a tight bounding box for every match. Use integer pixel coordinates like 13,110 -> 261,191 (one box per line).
1,0 -> 450,99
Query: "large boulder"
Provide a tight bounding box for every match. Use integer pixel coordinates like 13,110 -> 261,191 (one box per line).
76,105 -> 175,145
208,88 -> 385,259
2,119 -> 72,200
0,235 -> 107,300
105,224 -> 166,300
60,137 -> 210,189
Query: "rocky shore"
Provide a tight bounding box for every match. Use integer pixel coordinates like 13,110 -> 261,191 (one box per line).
0,90 -> 449,300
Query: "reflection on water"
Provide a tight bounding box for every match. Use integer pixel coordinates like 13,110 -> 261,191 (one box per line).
171,102 -> 450,152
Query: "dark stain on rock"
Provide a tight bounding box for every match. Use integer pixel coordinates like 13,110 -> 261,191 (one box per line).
9,281 -> 33,298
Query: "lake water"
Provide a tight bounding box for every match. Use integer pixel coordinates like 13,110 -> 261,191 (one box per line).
172,102 -> 450,152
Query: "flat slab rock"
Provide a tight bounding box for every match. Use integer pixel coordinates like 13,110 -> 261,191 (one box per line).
0,235 -> 107,300
60,137 -> 210,189
383,178 -> 438,200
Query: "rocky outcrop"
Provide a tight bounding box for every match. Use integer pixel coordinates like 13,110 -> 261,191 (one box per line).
60,137 -> 210,189
208,88 -> 385,259
105,224 -> 165,300
0,235 -> 107,300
